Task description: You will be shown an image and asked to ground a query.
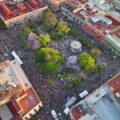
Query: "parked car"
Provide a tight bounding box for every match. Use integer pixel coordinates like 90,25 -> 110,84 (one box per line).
65,96 -> 77,108
79,90 -> 88,99
64,107 -> 70,115
51,109 -> 58,119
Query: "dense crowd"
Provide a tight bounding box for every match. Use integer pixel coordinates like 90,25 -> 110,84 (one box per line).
0,25 -> 120,120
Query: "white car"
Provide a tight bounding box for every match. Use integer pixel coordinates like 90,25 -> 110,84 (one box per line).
79,90 -> 88,98
65,96 -> 77,107
51,109 -> 58,119
64,107 -> 70,115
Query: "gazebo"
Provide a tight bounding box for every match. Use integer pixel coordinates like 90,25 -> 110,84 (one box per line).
71,41 -> 81,52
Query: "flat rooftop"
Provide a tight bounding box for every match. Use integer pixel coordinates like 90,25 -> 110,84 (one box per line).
0,104 -> 13,120
74,4 -> 97,19
0,60 -> 42,119
92,95 -> 120,120
70,84 -> 120,120
85,14 -> 120,35
0,60 -> 32,105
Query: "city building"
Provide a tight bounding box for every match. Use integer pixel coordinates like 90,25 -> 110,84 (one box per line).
0,0 -> 48,28
95,0 -> 105,5
112,0 -> 120,11
60,0 -> 120,57
0,59 -> 42,120
47,0 -> 66,11
69,73 -> 120,120
82,15 -> 108,41
103,28 -> 120,57
61,0 -> 88,25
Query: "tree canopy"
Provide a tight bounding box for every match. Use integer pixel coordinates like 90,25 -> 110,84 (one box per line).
35,48 -> 63,63
55,20 -> 71,38
38,34 -> 51,47
41,62 -> 57,74
78,52 -> 95,70
79,38 -> 92,49
42,9 -> 58,30
35,48 -> 63,74
56,20 -> 70,34
90,48 -> 102,57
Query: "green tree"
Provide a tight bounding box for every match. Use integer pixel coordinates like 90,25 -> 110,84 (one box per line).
47,78 -> 54,84
41,62 -> 57,74
56,20 -> 70,34
38,34 -> 51,47
90,48 -> 102,58
78,52 -> 95,70
22,25 -> 32,34
73,79 -> 81,85
55,20 -> 71,38
67,83 -> 74,89
42,9 -> 58,30
90,64 -> 104,75
35,48 -> 63,74
35,48 -> 63,63
79,72 -> 85,80
0,19 -> 6,29
79,38 -> 92,49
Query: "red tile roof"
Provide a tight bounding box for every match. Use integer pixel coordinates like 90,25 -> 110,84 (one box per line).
10,100 -> 21,113
0,0 -> 46,20
17,88 -> 39,115
110,28 -> 120,38
0,4 -> 13,16
16,2 -> 27,12
29,0 -> 39,8
71,106 -> 81,120
66,0 -> 85,7
107,73 -> 120,93
106,16 -> 120,26
74,5 -> 96,19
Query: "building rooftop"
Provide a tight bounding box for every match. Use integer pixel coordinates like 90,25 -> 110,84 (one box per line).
49,0 -> 66,5
74,4 -> 97,19
0,0 -> 46,20
107,73 -> 120,93
67,0 -> 86,5
63,0 -> 86,12
84,13 -> 120,35
110,27 -> 120,38
0,60 -> 42,120
70,73 -> 120,120
17,88 -> 40,116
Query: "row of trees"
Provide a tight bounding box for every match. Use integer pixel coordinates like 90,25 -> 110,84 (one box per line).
42,9 -> 71,39
35,50 -> 101,74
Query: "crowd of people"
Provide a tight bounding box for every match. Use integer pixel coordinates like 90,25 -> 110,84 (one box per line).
0,24 -> 120,120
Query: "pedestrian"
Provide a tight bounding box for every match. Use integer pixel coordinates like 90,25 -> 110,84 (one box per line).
0,48 -> 3,54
